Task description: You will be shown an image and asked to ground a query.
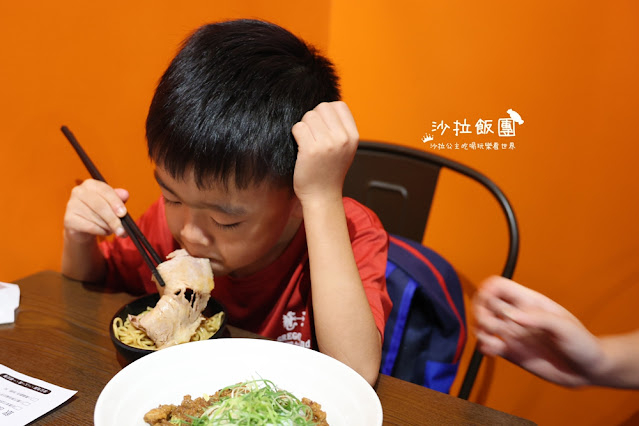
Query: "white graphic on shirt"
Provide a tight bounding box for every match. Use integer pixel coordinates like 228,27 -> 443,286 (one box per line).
277,310 -> 310,348
282,310 -> 306,331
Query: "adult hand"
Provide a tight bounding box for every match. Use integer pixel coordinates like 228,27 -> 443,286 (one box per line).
473,276 -> 605,387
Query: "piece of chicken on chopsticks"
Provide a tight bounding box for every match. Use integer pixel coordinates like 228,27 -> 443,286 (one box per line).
129,249 -> 215,349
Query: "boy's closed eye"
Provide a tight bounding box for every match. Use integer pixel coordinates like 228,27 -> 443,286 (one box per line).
163,197 -> 242,230
212,220 -> 241,230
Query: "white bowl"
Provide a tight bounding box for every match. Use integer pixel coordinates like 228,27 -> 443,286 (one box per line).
95,338 -> 382,425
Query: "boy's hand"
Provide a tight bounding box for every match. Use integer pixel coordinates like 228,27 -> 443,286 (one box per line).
64,179 -> 130,243
291,101 -> 359,204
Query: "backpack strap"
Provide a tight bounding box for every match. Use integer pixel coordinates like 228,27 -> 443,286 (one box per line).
381,262 -> 418,375
381,234 -> 467,392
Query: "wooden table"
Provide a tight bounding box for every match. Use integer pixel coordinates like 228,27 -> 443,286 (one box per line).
1,271 -> 535,425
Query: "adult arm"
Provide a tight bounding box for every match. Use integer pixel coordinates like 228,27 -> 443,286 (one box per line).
593,330 -> 639,388
473,276 -> 639,389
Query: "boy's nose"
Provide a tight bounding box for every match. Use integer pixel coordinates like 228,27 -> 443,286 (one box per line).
180,222 -> 210,247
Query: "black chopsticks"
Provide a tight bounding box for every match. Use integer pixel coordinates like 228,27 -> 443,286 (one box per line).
61,125 -> 167,287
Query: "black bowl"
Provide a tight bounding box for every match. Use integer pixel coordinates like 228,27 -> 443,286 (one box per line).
109,293 -> 227,364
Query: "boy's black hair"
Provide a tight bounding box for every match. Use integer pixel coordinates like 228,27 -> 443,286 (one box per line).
146,19 -> 340,190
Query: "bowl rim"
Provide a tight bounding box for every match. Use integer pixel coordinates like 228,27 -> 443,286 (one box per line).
96,338 -> 383,426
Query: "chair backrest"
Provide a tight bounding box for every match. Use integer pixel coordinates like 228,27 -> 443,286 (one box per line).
343,141 -> 520,399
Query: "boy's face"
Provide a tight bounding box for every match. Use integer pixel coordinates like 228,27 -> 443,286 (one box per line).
154,165 -> 302,278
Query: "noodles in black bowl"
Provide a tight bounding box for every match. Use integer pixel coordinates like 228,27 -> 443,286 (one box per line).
109,293 -> 227,364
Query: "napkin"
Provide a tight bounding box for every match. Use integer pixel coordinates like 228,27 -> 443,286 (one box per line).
0,282 -> 20,324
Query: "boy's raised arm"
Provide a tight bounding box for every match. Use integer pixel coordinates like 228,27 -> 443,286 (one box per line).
61,179 -> 129,282
292,101 -> 382,385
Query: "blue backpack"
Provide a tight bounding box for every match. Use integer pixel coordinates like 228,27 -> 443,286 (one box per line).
381,234 -> 467,393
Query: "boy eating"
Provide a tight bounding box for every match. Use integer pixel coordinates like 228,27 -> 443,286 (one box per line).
62,19 -> 391,385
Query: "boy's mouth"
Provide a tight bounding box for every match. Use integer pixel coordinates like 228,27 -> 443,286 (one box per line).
179,244 -> 215,260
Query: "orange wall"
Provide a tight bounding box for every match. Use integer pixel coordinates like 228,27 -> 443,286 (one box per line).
2,1 -> 639,425
0,1 -> 329,281
327,1 -> 639,425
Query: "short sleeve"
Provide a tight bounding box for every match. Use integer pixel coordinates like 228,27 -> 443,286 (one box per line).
343,197 -> 392,341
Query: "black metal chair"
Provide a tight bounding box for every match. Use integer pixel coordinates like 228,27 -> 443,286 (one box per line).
343,141 -> 519,399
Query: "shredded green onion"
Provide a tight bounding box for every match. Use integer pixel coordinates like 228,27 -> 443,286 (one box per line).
174,379 -> 321,425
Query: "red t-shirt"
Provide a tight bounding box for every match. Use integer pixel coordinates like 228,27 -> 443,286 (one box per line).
100,197 -> 392,349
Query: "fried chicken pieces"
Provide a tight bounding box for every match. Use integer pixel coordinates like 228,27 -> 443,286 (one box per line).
129,249 -> 214,349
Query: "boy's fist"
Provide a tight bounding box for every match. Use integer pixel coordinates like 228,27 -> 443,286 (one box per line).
291,101 -> 359,203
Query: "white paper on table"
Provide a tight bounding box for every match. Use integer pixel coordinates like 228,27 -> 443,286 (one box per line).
0,282 -> 20,324
0,364 -> 77,426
